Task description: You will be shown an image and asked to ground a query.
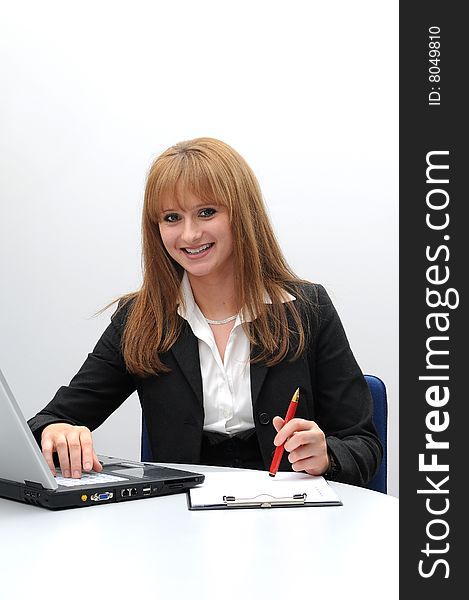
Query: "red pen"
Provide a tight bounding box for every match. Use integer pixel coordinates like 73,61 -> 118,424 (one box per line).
269,387 -> 300,477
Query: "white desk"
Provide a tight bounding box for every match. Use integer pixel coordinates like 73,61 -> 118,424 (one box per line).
0,465 -> 398,600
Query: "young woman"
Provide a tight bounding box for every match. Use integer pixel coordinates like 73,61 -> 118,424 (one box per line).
28,137 -> 382,485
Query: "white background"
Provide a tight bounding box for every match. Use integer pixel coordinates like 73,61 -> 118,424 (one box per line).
0,1 -> 399,496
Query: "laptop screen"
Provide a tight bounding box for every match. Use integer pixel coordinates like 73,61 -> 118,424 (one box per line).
0,368 -> 58,490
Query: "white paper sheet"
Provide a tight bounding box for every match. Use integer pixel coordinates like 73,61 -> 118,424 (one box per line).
189,470 -> 341,508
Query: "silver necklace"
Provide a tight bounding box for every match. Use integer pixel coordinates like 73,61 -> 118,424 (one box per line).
204,314 -> 238,325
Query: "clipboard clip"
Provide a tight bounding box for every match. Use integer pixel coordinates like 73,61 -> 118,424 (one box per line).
222,492 -> 307,508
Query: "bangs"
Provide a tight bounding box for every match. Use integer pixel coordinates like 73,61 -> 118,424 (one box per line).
145,149 -> 233,223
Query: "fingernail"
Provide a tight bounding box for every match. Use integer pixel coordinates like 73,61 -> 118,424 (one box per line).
84,462 -> 91,471
64,470 -> 70,478
73,470 -> 80,478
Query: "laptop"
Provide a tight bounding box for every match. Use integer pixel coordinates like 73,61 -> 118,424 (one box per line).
0,368 -> 205,510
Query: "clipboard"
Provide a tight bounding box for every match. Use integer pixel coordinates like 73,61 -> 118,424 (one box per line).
187,470 -> 342,510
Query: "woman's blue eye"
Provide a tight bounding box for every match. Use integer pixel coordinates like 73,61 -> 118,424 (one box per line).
199,207 -> 217,218
163,213 -> 180,223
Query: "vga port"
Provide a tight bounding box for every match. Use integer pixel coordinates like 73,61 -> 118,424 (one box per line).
90,491 -> 113,502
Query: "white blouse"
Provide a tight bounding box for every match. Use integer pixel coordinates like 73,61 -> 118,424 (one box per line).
177,272 -> 294,436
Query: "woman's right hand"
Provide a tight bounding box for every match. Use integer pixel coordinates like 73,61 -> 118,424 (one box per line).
41,423 -> 103,478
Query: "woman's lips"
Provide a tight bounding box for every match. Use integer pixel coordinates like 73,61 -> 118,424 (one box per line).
181,242 -> 214,257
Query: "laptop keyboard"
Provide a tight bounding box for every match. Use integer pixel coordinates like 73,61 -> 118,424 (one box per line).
55,472 -> 129,487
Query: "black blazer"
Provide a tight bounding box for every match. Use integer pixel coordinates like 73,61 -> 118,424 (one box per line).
28,283 -> 382,486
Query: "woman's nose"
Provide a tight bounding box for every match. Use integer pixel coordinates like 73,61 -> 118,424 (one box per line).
181,219 -> 202,244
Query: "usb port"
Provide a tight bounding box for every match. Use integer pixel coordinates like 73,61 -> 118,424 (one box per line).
143,487 -> 151,496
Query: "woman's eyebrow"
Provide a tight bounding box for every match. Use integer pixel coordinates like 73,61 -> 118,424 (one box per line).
161,202 -> 214,213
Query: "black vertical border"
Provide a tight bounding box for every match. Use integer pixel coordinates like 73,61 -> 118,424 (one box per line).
400,2 -> 464,595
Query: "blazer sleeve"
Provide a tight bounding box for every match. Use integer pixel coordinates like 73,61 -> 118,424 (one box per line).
310,284 -> 383,486
27,305 -> 136,445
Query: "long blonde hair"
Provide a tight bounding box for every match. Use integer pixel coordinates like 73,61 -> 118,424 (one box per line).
120,137 -> 313,375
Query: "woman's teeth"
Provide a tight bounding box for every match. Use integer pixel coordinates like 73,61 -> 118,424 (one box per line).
184,243 -> 213,255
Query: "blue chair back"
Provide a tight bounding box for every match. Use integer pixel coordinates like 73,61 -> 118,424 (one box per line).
364,374 -> 388,493
141,416 -> 152,462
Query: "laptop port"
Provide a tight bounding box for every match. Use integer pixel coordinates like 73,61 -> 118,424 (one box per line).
91,492 -> 113,502
143,487 -> 151,496
120,488 -> 138,498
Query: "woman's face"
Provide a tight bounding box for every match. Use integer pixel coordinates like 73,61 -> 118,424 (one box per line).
158,189 -> 235,282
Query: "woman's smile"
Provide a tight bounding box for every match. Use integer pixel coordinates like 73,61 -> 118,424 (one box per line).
181,242 -> 215,257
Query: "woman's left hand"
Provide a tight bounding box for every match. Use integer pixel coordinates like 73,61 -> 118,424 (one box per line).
272,417 -> 330,475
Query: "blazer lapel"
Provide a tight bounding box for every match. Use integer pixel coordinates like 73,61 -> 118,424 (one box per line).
250,355 -> 268,408
171,322 -> 269,409
170,321 -> 204,407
